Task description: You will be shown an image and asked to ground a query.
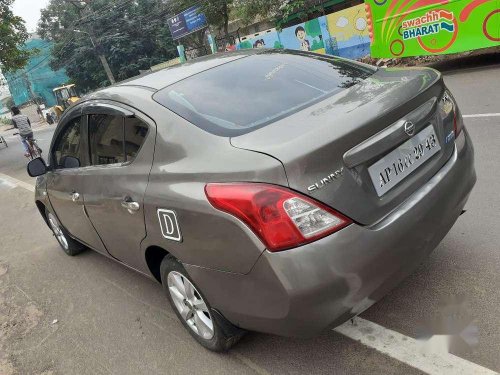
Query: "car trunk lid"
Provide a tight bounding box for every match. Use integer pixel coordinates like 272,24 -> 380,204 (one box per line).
231,67 -> 456,225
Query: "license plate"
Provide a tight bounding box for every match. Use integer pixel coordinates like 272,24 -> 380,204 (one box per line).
368,125 -> 441,197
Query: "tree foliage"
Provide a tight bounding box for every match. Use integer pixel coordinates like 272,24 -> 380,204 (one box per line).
0,0 -> 31,72
38,0 -> 178,92
233,0 -> 282,26
166,0 -> 295,36
235,0 -> 322,29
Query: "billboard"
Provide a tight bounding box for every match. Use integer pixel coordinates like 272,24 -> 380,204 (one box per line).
366,0 -> 500,58
167,5 -> 208,40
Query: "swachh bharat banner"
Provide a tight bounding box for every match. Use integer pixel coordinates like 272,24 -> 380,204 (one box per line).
365,0 -> 500,58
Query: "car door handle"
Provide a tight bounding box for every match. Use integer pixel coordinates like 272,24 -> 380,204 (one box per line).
71,192 -> 80,202
121,198 -> 140,213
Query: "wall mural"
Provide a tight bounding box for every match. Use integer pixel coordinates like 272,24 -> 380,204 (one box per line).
325,4 -> 371,59
236,11 -> 371,60
238,29 -> 282,50
279,17 -> 327,53
366,0 -> 500,58
279,17 -> 326,53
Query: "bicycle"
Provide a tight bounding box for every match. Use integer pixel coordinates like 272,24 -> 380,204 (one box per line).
0,135 -> 7,149
13,132 -> 42,160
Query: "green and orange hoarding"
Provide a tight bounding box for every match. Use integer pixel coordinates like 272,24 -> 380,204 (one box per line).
365,0 -> 500,58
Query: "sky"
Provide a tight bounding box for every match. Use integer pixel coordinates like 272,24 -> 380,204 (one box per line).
12,0 -> 50,33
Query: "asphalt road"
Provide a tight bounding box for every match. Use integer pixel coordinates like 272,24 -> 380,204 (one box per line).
0,55 -> 499,375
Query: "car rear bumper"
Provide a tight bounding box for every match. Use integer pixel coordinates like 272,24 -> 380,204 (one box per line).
185,128 -> 476,337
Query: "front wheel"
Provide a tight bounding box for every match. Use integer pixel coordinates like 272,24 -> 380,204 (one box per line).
30,141 -> 42,159
160,255 -> 245,351
46,210 -> 86,256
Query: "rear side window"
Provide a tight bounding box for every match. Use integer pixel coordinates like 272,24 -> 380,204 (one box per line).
124,117 -> 149,161
153,51 -> 374,136
53,117 -> 82,168
89,114 -> 125,165
88,114 -> 149,165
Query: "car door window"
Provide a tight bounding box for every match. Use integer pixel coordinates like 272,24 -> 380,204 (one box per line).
124,117 -> 149,162
88,114 -> 125,165
52,116 -> 82,169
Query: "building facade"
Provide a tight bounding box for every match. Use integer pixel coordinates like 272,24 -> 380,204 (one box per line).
0,71 -> 13,118
5,35 -> 70,108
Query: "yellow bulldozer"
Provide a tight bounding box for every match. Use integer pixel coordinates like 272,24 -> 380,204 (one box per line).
53,84 -> 80,118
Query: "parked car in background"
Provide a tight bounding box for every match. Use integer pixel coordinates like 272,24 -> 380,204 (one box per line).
28,49 -> 475,351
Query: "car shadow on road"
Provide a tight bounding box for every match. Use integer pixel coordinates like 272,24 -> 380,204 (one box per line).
233,328 -> 423,375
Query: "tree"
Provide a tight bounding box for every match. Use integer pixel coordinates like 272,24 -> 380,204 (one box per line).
233,0 -> 283,26
0,0 -> 31,72
235,0 -> 322,29
38,0 -> 178,92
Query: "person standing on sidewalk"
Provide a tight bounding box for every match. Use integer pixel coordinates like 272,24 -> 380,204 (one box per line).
11,106 -> 34,158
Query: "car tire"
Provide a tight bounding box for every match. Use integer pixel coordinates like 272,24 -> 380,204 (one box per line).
45,209 -> 86,256
160,255 -> 245,352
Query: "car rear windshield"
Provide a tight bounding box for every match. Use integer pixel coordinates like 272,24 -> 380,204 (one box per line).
153,51 -> 375,136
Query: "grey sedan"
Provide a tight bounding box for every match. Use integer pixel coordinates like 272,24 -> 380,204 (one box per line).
28,49 -> 475,351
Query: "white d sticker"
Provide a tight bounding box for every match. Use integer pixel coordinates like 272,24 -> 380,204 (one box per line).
157,209 -> 182,242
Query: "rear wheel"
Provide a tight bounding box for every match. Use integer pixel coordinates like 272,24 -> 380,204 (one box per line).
160,255 -> 245,351
46,210 -> 86,256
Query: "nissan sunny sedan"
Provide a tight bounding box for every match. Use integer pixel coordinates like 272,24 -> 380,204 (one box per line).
28,49 -> 475,351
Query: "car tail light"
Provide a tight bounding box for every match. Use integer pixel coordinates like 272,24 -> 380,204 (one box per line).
205,183 -> 352,252
440,89 -> 463,138
453,107 -> 464,137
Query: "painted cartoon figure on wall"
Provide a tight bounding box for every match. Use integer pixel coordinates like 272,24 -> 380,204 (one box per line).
253,39 -> 266,48
280,18 -> 326,54
295,26 -> 311,51
237,29 -> 282,50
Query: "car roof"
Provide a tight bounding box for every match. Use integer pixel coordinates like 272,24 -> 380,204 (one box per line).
116,49 -> 263,91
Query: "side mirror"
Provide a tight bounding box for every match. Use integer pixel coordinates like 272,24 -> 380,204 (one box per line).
61,156 -> 81,169
27,157 -> 48,177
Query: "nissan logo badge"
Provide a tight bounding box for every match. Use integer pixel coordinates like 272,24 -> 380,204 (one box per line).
404,121 -> 415,137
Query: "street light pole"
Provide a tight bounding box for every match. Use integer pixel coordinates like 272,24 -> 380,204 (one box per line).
74,29 -> 116,84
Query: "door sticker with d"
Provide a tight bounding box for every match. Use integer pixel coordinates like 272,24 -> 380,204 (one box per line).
157,209 -> 182,242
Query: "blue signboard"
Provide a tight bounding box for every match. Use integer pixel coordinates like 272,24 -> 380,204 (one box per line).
167,6 -> 208,40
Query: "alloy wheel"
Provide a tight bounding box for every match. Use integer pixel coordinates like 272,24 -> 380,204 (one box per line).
48,213 -> 69,250
167,271 -> 214,340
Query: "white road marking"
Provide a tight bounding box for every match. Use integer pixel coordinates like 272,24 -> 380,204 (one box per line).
463,113 -> 500,118
0,173 -> 35,192
334,317 -> 498,375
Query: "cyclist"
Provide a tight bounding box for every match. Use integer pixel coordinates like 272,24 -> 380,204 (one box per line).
11,106 -> 36,157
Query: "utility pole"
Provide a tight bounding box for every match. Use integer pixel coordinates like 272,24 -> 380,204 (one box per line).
74,29 -> 116,84
23,73 -> 43,121
69,0 -> 116,85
